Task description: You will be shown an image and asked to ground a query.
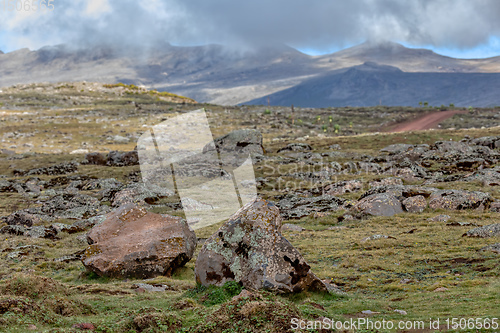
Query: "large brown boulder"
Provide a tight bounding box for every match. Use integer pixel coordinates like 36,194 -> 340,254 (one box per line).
195,198 -> 329,293
82,203 -> 196,279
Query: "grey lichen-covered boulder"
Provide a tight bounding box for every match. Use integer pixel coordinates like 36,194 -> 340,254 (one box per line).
276,194 -> 345,220
480,243 -> 500,254
21,193 -> 110,221
0,224 -> 58,239
82,203 -> 197,279
195,198 -> 329,293
428,190 -> 492,211
106,150 -> 139,166
277,143 -> 312,153
5,211 -> 42,227
203,129 -> 264,156
402,195 -> 427,213
470,136 -> 500,149
351,193 -> 404,218
463,167 -> 500,186
322,180 -> 362,196
380,144 -> 414,155
462,223 -> 500,238
359,185 -> 437,202
83,152 -> 107,165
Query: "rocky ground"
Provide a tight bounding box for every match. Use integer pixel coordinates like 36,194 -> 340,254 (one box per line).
0,82 -> 499,332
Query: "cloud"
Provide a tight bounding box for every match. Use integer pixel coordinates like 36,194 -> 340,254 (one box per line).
0,0 -> 499,53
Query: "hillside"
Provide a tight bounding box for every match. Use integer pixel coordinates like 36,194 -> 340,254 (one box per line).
1,42 -> 500,106
246,61 -> 500,107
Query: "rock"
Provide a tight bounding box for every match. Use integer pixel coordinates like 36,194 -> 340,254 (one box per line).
111,183 -> 172,207
0,180 -> 14,192
394,309 -> 408,315
387,157 -> 427,178
491,202 -> 500,213
23,193 -> 110,221
276,194 -> 344,220
433,287 -> 449,292
463,167 -> 500,186
328,226 -> 348,232
82,203 -> 196,278
51,215 -> 106,234
462,223 -> 500,238
53,250 -> 85,263
81,178 -> 122,191
112,135 -> 129,144
433,141 -> 474,155
0,225 -> 26,236
0,149 -> 15,155
428,190 -> 492,211
446,221 -> 480,227
84,152 -> 107,165
454,158 -> 485,171
361,310 -> 380,314
72,323 -> 95,330
402,195 -> 427,213
359,185 -> 437,202
470,136 -> 500,149
5,211 -> 42,227
0,225 -> 58,239
25,226 -> 58,239
380,144 -> 414,154
369,177 -> 403,188
130,283 -> 167,292
277,143 -> 312,153
25,180 -> 42,196
204,129 -> 264,157
428,214 -> 450,222
480,243 -> 500,254
321,180 -> 362,195
329,144 -> 341,150
107,150 -> 139,166
5,245 -> 42,260
358,162 -> 383,174
351,193 -> 404,218
70,149 -> 89,155
231,289 -> 258,302
66,215 -> 107,233
14,162 -> 78,176
361,234 -> 396,242
195,198 -> 329,293
312,211 -> 333,219
281,224 -> 305,232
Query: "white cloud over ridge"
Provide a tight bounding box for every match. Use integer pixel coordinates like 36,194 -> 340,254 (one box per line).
0,0 -> 499,54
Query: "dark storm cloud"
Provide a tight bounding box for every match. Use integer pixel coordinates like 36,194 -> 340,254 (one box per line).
1,0 -> 499,52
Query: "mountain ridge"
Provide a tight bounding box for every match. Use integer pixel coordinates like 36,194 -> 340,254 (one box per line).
245,61 -> 500,107
1,41 -> 500,106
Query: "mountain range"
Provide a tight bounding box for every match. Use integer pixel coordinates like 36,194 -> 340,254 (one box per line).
1,41 -> 500,107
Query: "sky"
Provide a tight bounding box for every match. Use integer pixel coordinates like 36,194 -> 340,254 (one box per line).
1,0 -> 500,59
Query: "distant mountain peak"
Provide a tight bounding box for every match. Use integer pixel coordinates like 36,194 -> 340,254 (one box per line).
337,40 -> 436,58
355,61 -> 403,72
0,50 -> 3,55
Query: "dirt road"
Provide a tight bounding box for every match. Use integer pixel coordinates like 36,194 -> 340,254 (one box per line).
388,110 -> 467,132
